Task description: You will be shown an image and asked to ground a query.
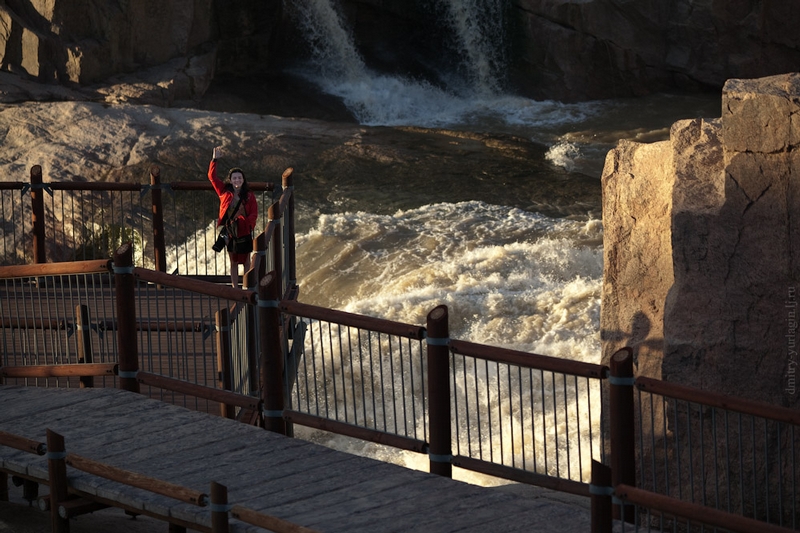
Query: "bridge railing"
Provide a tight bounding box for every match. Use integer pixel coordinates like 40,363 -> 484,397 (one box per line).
0,260 -> 119,388
447,338 -> 607,494
2,259 -> 799,531
2,167 -> 799,530
622,376 -> 800,531
279,299 -> 429,452
0,164 -> 283,279
0,247 -> 263,418
276,299 -> 610,495
0,428 -> 319,533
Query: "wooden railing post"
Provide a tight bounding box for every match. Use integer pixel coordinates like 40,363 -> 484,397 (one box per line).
150,165 -> 167,273
426,305 -> 452,478
210,481 -> 230,533
255,232 -> 268,281
590,460 -> 613,533
46,429 -> 69,533
243,268 -> 260,396
609,347 -> 636,522
76,304 -> 94,388
281,168 -> 296,288
114,243 -> 140,393
30,165 -> 46,264
268,202 -> 282,293
259,272 -> 286,435
215,308 -> 234,419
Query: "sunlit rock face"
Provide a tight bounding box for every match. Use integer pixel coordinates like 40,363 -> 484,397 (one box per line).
602,72 -> 800,408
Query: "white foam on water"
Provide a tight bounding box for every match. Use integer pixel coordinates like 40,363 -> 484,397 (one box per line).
545,141 -> 582,172
296,202 -> 603,362
291,0 -> 602,133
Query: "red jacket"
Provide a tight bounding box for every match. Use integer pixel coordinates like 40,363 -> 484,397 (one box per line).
208,159 -> 258,234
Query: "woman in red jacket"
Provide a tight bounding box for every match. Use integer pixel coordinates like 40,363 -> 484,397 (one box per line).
208,146 -> 258,288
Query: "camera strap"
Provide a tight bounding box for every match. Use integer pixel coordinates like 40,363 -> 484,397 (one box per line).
222,197 -> 243,226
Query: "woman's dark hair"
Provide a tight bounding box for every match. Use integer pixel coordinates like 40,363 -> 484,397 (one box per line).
225,167 -> 251,198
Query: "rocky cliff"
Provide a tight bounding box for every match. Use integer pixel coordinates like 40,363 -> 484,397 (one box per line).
601,72 -> 799,406
0,1 -> 798,105
510,0 -> 800,101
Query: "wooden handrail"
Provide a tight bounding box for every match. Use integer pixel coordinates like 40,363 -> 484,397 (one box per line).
283,410 -> 428,453
1,427 -> 315,532
615,484 -> 796,533
0,430 -> 46,455
65,453 -> 208,507
449,338 -> 607,379
43,181 -> 273,192
168,181 -> 273,192
0,259 -> 111,278
635,375 -> 800,425
231,504 -> 320,533
1,363 -> 116,379
135,372 -> 262,412
133,267 -> 256,304
0,317 -> 69,330
281,300 -> 426,340
97,319 -> 208,333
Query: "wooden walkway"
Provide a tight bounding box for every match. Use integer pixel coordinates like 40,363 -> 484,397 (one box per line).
0,385 -> 593,532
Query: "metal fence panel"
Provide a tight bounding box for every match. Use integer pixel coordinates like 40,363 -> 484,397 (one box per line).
451,353 -> 605,485
286,317 -> 428,442
0,272 -> 118,388
636,389 -> 799,530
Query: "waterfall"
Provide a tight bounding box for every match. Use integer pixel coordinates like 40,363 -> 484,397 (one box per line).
439,0 -> 506,95
293,0 -> 367,83
289,1 -> 596,172
292,0 -> 508,125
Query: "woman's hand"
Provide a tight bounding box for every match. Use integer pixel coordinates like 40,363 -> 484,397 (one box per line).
213,146 -> 223,160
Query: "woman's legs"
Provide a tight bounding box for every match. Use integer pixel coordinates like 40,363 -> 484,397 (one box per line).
243,255 -> 251,281
229,254 -> 240,288
228,254 -> 252,288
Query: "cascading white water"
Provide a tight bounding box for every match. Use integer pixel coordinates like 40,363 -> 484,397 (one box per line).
293,0 -> 367,83
439,0 -> 506,95
290,0 -> 595,135
286,0 -> 610,487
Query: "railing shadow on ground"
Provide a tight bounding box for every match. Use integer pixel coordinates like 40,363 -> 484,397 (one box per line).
0,166 -> 798,532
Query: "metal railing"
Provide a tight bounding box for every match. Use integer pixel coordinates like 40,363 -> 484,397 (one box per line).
0,164 -> 280,278
624,377 -> 800,531
0,428 -> 319,533
277,301 -> 610,494
448,339 -> 606,494
2,167 -> 799,532
280,300 -> 429,452
0,163 -> 298,418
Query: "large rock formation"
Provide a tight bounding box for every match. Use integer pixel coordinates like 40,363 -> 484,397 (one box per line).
510,0 -> 800,101
601,72 -> 799,407
1,1 -> 799,105
0,0 -> 281,106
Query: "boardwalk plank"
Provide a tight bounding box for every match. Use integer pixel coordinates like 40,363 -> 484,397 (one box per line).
0,385 -> 592,532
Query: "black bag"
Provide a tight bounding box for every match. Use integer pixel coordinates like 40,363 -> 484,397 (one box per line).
224,197 -> 252,254
229,232 -> 253,254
